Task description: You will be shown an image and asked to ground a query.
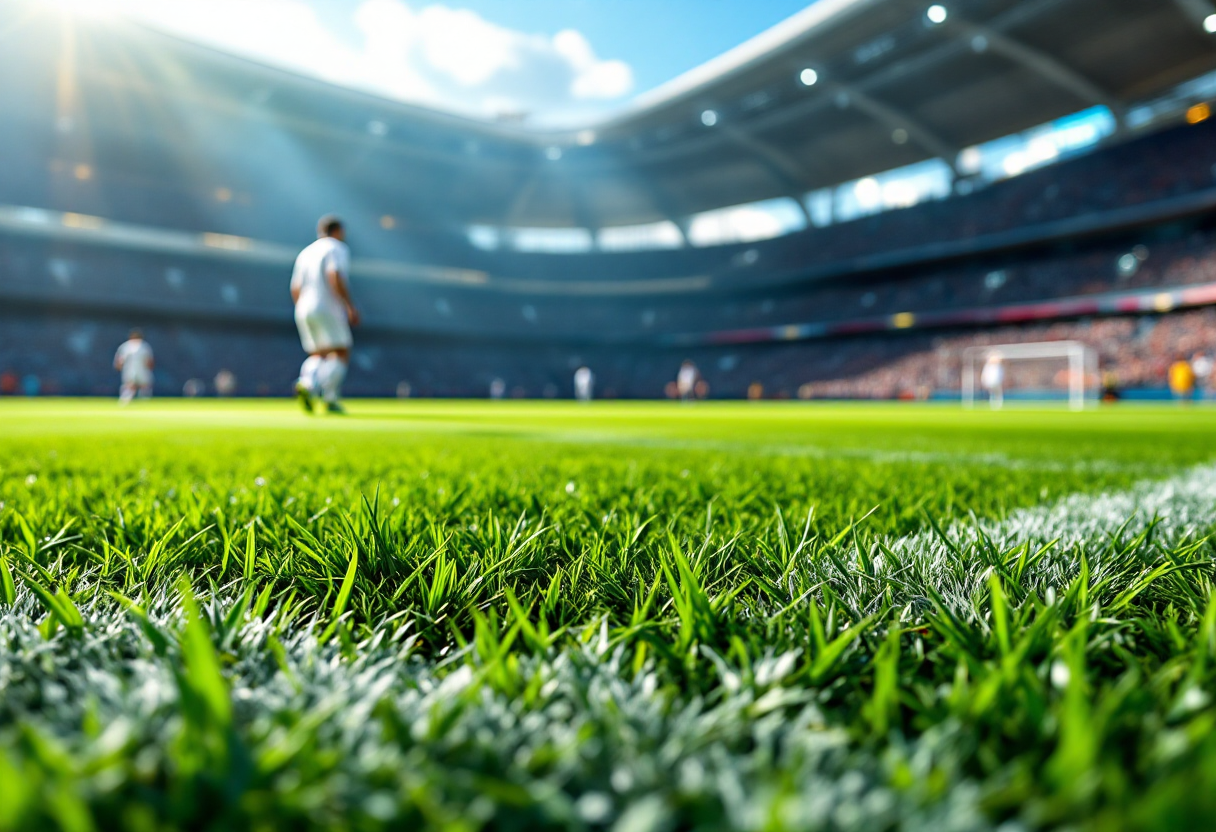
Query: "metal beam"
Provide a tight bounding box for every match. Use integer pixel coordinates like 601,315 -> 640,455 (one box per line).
826,80 -> 960,166
943,18 -> 1126,124
565,178 -> 602,249
633,176 -> 692,245
532,153 -> 691,245
502,166 -> 542,227
718,125 -> 814,222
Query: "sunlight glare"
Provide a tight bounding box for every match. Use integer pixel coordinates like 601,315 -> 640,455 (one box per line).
52,0 -> 123,18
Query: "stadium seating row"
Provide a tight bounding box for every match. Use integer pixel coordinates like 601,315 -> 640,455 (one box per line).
4,214 -> 1215,339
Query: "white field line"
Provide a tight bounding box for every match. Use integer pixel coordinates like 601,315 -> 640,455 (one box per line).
848,461 -> 1216,616
945,460 -> 1216,548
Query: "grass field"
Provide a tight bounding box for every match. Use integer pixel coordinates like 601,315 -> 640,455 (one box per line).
4,399 -> 1216,831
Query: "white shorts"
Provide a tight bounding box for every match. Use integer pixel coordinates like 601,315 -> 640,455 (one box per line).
123,371 -> 153,388
296,305 -> 352,354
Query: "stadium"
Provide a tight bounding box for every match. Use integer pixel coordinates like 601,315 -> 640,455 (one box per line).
5,0 -> 1216,829
5,0 -> 1216,400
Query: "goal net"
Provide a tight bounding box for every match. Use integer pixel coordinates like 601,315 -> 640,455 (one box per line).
960,340 -> 1098,410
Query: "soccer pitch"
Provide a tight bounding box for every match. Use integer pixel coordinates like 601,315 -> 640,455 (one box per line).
3,400 -> 1216,831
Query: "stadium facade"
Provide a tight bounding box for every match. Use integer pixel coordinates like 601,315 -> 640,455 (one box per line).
3,0 -> 1216,398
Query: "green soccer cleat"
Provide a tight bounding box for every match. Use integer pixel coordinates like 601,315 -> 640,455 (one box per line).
294,381 -> 314,414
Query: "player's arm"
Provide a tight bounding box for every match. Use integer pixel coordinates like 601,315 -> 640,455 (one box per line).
114,349 -> 124,371
327,267 -> 360,326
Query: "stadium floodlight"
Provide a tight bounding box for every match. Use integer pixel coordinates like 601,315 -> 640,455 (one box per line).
701,109 -> 719,127
799,68 -> 819,87
926,4 -> 948,24
961,341 -> 1097,411
1206,14 -> 1216,34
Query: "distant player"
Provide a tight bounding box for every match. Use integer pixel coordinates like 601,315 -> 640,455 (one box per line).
292,215 -> 359,414
214,369 -> 237,397
113,329 -> 154,404
1169,355 -> 1195,405
1192,352 -> 1212,398
980,352 -> 1005,410
677,360 -> 699,402
574,366 -> 594,402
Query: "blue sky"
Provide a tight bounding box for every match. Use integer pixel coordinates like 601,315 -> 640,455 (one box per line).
307,0 -> 815,94
91,0 -> 815,125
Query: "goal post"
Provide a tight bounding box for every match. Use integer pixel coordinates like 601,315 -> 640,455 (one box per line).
961,340 -> 1098,411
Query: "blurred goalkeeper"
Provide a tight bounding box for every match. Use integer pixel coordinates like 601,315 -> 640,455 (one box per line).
291,215 -> 360,414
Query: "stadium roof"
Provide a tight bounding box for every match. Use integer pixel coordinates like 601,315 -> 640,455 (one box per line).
8,0 -> 1216,233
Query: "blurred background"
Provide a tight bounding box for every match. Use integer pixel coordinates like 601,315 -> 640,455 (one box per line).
3,0 -> 1216,401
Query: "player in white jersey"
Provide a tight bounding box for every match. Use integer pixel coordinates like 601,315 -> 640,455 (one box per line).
676,360 -> 699,401
291,215 -> 360,414
573,366 -> 594,402
114,329 -> 154,404
980,353 -> 1005,410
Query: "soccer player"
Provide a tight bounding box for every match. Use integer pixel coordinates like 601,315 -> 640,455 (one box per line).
292,215 -> 359,414
1191,352 -> 1212,399
980,353 -> 1005,410
676,360 -> 699,402
1169,355 -> 1196,405
574,366 -> 594,402
113,329 -> 154,404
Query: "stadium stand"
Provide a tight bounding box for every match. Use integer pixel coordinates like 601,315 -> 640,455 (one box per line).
3,0 -> 1216,399
792,311 -> 1216,401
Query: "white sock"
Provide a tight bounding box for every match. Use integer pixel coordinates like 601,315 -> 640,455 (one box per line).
299,356 -> 323,394
318,357 -> 347,403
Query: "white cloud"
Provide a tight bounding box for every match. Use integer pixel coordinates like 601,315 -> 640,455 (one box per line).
115,0 -> 634,122
416,6 -> 521,87
554,29 -> 633,100
571,59 -> 633,100
553,29 -> 595,69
